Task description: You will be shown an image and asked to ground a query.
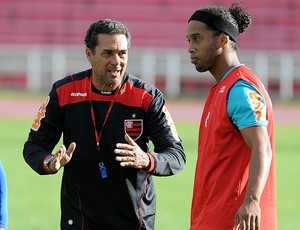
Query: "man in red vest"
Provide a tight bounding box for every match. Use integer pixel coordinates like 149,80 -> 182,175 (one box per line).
186,2 -> 277,230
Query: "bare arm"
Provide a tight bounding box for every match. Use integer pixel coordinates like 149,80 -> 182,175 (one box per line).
233,126 -> 272,230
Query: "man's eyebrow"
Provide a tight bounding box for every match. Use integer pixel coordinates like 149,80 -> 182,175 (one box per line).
102,48 -> 128,52
188,32 -> 201,38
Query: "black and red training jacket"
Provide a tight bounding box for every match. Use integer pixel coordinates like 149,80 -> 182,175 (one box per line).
23,69 -> 186,230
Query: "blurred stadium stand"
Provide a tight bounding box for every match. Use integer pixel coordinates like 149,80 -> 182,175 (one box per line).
0,0 -> 300,100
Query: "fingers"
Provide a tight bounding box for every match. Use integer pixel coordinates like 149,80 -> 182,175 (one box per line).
59,145 -> 67,155
233,215 -> 240,230
115,135 -> 136,156
124,134 -> 137,146
114,145 -> 134,156
255,215 -> 260,230
50,142 -> 76,171
49,145 -> 65,171
67,142 -> 76,157
114,146 -> 137,167
52,156 -> 62,171
250,216 -> 255,230
116,156 -> 141,168
114,135 -> 149,169
233,215 -> 259,230
56,145 -> 67,161
115,150 -> 149,169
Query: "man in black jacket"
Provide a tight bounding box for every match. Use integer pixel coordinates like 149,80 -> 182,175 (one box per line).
23,19 -> 186,230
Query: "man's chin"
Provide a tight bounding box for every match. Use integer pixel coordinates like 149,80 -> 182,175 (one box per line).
195,65 -> 207,73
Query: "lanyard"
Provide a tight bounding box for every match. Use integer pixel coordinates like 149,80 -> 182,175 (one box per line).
89,76 -> 119,151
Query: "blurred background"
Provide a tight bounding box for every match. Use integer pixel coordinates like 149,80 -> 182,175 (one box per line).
1,0 -> 300,229
1,0 -> 300,100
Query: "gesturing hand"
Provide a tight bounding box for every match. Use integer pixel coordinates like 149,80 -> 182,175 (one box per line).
115,134 -> 150,169
49,142 -> 76,172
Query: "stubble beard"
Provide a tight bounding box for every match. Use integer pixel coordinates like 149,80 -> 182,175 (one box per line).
195,63 -> 209,73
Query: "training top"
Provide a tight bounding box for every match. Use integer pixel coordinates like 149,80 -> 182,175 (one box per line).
190,65 -> 277,230
23,69 -> 186,230
0,161 -> 8,230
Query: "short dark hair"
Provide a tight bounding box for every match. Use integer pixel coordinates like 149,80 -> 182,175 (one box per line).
84,19 -> 131,53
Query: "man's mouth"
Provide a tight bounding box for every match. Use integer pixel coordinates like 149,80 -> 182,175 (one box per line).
190,58 -> 198,64
108,69 -> 121,76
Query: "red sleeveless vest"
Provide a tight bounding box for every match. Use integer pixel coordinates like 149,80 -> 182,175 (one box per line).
191,65 -> 277,230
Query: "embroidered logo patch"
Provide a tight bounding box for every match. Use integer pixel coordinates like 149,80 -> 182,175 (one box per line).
124,119 -> 143,141
248,91 -> 264,121
32,96 -> 50,131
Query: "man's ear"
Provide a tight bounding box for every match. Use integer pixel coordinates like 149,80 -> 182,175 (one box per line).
86,48 -> 92,63
220,33 -> 230,48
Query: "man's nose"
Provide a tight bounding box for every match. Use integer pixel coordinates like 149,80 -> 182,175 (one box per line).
111,54 -> 121,65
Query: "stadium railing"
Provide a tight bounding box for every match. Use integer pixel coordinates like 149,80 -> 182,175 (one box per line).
0,45 -> 299,100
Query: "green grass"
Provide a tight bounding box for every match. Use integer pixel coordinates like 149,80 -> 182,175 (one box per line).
1,119 -> 299,229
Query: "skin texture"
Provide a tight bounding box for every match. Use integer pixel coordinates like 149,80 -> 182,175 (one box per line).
115,134 -> 150,169
47,33 -> 150,172
187,20 -> 240,82
187,20 -> 273,230
85,34 -> 128,92
234,126 -> 272,230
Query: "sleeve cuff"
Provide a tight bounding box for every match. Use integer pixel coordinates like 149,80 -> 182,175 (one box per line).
142,153 -> 156,173
42,155 -> 57,174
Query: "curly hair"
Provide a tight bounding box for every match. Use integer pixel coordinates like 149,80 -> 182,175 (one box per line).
84,19 -> 131,53
203,2 -> 251,49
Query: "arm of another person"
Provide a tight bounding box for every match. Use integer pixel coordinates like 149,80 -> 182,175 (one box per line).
233,126 -> 272,230
0,162 -> 8,230
144,91 -> 186,176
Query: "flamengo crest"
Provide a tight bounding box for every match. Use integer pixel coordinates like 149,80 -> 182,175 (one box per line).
124,119 -> 143,141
